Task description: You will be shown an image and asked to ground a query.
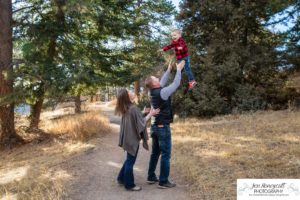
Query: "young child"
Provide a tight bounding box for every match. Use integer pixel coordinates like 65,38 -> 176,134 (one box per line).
160,29 -> 197,92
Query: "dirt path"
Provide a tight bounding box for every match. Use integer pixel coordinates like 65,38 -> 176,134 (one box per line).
65,103 -> 191,200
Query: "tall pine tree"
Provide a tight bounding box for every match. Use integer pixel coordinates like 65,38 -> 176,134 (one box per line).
174,0 -> 297,116
0,0 -> 23,147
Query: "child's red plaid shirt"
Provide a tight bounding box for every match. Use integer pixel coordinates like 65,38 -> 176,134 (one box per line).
162,37 -> 189,60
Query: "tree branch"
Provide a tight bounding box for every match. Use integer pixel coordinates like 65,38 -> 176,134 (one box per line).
13,5 -> 34,14
262,9 -> 297,27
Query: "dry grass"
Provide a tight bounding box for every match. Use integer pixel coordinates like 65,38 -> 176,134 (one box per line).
107,99 -> 117,108
44,111 -> 111,142
0,107 -> 111,200
172,110 -> 300,200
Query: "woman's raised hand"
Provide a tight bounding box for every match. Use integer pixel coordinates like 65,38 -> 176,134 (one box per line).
143,107 -> 151,114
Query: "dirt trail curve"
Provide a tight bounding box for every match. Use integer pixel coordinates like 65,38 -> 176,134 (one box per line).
65,102 -> 192,200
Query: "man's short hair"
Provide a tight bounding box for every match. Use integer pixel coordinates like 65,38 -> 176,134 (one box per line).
171,29 -> 182,35
145,76 -> 153,89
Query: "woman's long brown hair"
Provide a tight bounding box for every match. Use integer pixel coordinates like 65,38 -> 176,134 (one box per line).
115,89 -> 132,116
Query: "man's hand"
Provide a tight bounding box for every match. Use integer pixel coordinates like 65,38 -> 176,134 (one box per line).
149,108 -> 160,116
167,60 -> 174,72
145,108 -> 160,122
177,46 -> 183,50
158,49 -> 164,52
176,60 -> 185,71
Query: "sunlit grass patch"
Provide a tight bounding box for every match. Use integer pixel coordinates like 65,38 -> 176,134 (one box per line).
1,106 -> 112,200
0,141 -> 81,200
172,110 -> 300,200
44,111 -> 111,142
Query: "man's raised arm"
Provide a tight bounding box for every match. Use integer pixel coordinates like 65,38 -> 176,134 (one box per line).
159,61 -> 173,87
160,61 -> 185,100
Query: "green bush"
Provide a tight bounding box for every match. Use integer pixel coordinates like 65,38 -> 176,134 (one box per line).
232,84 -> 266,112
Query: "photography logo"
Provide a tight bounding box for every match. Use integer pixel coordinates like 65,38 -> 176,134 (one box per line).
237,179 -> 300,200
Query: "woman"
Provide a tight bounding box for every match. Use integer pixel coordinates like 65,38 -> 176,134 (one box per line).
115,89 -> 159,191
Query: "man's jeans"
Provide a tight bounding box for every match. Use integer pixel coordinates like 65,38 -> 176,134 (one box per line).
178,56 -> 194,82
148,124 -> 172,184
117,146 -> 139,189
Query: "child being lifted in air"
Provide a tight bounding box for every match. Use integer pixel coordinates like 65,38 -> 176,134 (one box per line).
160,29 -> 197,93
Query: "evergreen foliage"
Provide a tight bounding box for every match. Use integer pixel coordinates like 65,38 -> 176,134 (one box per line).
172,0 -> 299,116
11,0 -> 175,128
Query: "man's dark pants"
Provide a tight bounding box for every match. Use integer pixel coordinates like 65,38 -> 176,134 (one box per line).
147,124 -> 172,184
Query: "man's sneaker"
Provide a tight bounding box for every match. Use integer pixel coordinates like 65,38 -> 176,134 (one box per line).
158,181 -> 176,189
147,177 -> 159,184
188,81 -> 197,91
127,186 -> 142,191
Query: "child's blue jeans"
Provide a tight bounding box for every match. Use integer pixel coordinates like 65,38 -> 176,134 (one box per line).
177,56 -> 195,82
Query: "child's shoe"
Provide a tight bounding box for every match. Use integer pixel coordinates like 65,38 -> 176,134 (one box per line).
184,81 -> 197,94
188,80 -> 197,91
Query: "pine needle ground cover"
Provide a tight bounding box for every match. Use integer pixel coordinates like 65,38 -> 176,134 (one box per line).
0,104 -> 111,200
172,110 -> 300,200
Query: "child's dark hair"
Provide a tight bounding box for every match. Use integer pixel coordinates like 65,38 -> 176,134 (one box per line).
115,88 -> 132,116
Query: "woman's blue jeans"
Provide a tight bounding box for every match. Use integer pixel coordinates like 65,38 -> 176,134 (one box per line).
117,146 -> 139,189
147,124 -> 172,184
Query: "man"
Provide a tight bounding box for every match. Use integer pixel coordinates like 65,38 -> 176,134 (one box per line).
144,60 -> 184,189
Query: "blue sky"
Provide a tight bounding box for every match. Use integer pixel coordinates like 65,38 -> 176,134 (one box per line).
171,0 -> 180,10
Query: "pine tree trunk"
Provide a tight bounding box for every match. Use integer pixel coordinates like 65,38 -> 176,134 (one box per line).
29,98 -> 44,129
134,80 -> 140,99
75,95 -> 81,113
0,0 -> 23,147
240,26 -> 248,84
133,0 -> 142,100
